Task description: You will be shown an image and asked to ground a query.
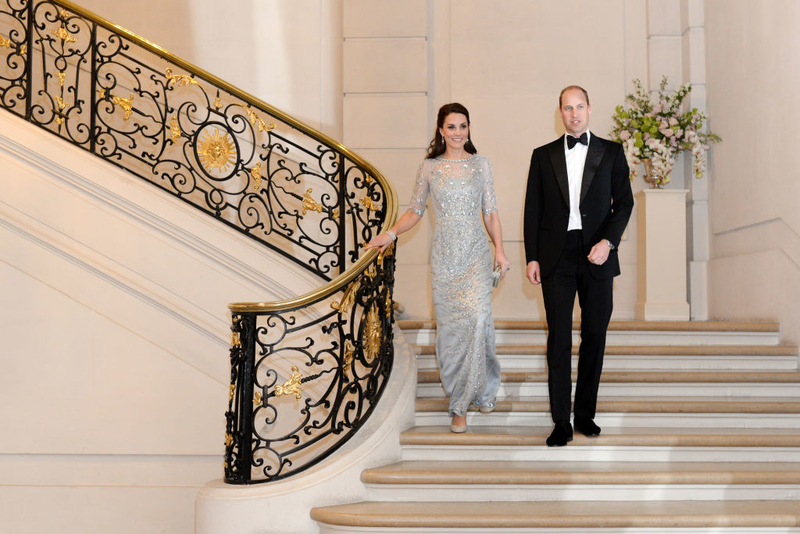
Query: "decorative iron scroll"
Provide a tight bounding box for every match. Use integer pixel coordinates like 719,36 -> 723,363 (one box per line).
0,0 -> 399,485
225,247 -> 396,483
0,0 -> 390,280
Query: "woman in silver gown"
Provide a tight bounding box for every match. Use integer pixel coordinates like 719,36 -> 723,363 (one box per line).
366,103 -> 510,433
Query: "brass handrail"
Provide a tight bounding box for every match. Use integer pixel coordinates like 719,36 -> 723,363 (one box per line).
50,0 -> 400,311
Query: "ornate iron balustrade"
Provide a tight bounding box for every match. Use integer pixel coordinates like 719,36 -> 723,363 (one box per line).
0,0 -> 392,279
0,0 -> 398,484
226,245 -> 396,483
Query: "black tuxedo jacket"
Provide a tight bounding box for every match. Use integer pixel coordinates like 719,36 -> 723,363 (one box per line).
524,133 -> 634,279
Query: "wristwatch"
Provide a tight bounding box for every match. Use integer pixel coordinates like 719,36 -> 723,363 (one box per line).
605,239 -> 615,250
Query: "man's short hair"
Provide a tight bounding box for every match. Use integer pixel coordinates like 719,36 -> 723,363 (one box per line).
559,85 -> 590,108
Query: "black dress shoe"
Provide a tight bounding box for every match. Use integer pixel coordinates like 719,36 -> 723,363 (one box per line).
546,421 -> 574,447
574,417 -> 601,437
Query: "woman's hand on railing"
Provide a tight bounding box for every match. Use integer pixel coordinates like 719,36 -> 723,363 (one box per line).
364,232 -> 395,253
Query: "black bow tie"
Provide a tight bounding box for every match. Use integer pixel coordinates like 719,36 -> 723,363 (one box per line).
567,133 -> 587,149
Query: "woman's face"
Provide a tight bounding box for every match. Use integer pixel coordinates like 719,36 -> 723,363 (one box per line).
439,113 -> 469,152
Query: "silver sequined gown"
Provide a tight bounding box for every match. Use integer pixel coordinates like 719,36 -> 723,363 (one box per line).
409,155 -> 501,416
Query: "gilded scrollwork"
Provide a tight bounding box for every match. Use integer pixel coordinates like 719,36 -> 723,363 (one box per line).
165,67 -> 199,89
363,303 -> 382,362
274,366 -> 302,400
301,188 -> 323,215
245,107 -> 274,133
169,116 -> 182,141
50,25 -> 76,43
331,279 -> 360,314
250,162 -> 263,190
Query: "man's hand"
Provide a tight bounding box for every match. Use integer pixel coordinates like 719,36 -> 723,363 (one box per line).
588,240 -> 612,265
526,261 -> 541,285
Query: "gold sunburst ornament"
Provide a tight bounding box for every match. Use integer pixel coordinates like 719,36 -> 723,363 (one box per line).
197,126 -> 237,172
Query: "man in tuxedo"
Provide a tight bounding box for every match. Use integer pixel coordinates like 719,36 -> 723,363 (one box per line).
524,85 -> 634,447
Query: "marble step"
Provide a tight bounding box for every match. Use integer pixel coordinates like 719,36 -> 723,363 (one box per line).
399,319 -> 783,346
415,397 -> 800,428
400,426 -> 800,462
414,344 -> 799,371
360,460 -> 800,501
417,370 -> 800,398
312,500 -> 800,533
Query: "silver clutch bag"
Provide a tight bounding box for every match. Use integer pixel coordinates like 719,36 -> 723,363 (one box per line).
492,265 -> 502,288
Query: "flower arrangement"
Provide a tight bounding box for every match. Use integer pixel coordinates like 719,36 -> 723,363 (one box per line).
610,76 -> 720,187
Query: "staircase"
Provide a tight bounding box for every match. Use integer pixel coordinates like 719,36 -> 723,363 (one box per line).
311,319 -> 800,533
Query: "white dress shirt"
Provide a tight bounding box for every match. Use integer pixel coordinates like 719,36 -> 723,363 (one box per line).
564,130 -> 591,231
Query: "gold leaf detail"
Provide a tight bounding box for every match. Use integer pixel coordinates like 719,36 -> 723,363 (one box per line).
51,26 -> 77,43
98,87 -> 106,99
360,195 -> 378,212
111,93 -> 134,120
197,126 -> 237,172
225,433 -> 233,447
56,71 -> 66,87
55,116 -> 64,126
0,35 -> 11,48
55,96 -> 67,111
343,340 -> 355,381
331,279 -> 360,314
169,116 -> 182,141
365,264 -> 377,279
378,242 -> 395,264
19,43 -> 26,55
251,162 -> 262,190
275,366 -> 302,400
332,208 -> 339,219
213,96 -> 223,110
59,9 -> 69,20
253,391 -> 262,407
301,188 -> 323,215
246,107 -> 274,133
165,67 -> 198,88
228,384 -> 235,402
365,175 -> 375,184
231,331 -> 241,348
363,304 -> 382,362
385,292 -> 393,318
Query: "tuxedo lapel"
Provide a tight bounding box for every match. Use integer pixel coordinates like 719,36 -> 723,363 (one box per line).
547,137 -> 570,207
580,136 -> 605,206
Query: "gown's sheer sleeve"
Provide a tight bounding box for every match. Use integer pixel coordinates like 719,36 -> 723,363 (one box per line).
481,157 -> 499,214
408,159 -> 430,216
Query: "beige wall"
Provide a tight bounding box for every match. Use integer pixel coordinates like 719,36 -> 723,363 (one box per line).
705,0 -> 800,343
77,0 -> 343,138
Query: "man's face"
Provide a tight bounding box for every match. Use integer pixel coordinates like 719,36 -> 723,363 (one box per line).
560,88 -> 591,137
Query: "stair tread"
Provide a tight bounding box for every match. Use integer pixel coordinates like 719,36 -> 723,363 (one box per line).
362,460 -> 800,485
399,319 -> 781,332
414,344 -> 798,355
311,500 -> 800,528
419,369 -> 800,383
400,425 -> 800,447
416,396 -> 800,413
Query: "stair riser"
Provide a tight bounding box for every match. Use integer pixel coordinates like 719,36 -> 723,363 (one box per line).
402,330 -> 782,347
417,383 -> 800,398
364,484 -> 800,502
415,413 -> 800,429
416,355 -> 799,371
401,446 -> 800,463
